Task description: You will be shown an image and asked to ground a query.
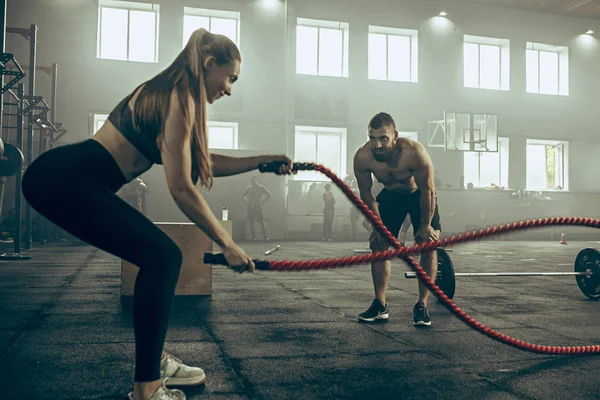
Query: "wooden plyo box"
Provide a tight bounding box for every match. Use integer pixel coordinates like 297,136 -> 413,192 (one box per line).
120,221 -> 232,296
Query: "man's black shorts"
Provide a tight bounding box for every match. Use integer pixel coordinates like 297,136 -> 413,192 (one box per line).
370,189 -> 441,248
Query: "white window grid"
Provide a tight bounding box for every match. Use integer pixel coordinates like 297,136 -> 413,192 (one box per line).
368,25 -> 418,83
97,0 -> 160,63
296,17 -> 350,78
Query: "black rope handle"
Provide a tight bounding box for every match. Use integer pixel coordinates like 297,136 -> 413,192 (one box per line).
258,161 -> 315,173
203,253 -> 271,270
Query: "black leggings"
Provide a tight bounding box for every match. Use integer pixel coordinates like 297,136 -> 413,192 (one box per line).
22,139 -> 182,382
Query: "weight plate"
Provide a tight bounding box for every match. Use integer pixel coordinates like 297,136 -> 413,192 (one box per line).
436,248 -> 456,300
574,248 -> 600,300
0,143 -> 24,177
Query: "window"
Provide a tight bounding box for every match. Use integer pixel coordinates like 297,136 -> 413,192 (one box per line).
526,42 -> 569,96
97,0 -> 160,63
296,18 -> 349,78
183,7 -> 240,48
368,26 -> 418,83
463,137 -> 509,188
294,126 -> 347,181
208,121 -> 238,150
92,113 -> 109,136
463,35 -> 510,91
398,131 -> 419,141
526,140 -> 568,190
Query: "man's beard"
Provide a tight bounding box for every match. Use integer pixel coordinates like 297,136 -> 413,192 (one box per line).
372,149 -> 391,162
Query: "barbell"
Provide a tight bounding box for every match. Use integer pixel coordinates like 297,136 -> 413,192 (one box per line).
405,247 -> 600,301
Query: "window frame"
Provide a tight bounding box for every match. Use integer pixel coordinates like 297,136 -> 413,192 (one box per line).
293,125 -> 347,181
207,121 -> 239,150
97,0 -> 160,63
526,139 -> 569,191
463,34 -> 510,91
296,17 -> 350,78
182,7 -> 241,49
525,41 -> 569,96
398,131 -> 419,141
368,25 -> 418,83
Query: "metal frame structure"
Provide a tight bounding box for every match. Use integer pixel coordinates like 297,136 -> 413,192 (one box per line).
0,0 -> 67,257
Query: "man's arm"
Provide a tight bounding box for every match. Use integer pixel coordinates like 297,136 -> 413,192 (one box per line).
242,186 -> 250,204
353,150 -> 379,217
410,143 -> 436,229
260,186 -> 272,205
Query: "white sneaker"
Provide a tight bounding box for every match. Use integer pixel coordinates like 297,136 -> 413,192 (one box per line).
127,380 -> 186,400
161,352 -> 206,386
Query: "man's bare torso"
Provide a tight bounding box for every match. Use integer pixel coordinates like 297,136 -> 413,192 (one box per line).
355,137 -> 419,194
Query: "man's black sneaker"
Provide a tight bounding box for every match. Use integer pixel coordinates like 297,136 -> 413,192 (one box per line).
413,301 -> 432,326
358,299 -> 389,322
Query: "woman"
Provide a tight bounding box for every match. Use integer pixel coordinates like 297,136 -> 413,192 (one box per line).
22,29 -> 292,400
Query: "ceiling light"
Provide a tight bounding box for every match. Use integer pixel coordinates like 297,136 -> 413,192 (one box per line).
585,30 -> 594,35
439,11 -> 447,17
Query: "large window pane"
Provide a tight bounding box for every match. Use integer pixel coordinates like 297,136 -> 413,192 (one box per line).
129,10 -> 156,62
317,134 -> 341,175
210,17 -> 238,44
387,35 -> 410,82
463,137 -> 509,188
463,42 -> 479,88
525,49 -> 539,93
183,15 -> 209,47
209,127 -> 234,149
318,28 -> 343,77
296,26 -> 318,75
295,128 -> 345,181
368,33 -> 387,80
526,145 -> 548,189
294,131 -> 317,162
463,152 -> 479,187
100,8 -> 128,60
539,50 -> 559,95
479,44 -> 500,90
479,151 -> 500,186
398,131 -> 418,141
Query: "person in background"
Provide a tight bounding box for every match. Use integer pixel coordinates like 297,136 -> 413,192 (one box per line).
243,176 -> 272,242
322,183 -> 336,241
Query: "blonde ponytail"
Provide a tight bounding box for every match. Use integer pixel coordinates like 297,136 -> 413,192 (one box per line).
182,28 -> 213,188
132,28 -> 240,190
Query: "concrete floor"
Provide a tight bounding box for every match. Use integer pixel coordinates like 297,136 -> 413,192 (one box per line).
1,239 -> 599,399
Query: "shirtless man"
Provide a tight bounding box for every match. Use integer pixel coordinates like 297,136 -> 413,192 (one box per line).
353,112 -> 441,326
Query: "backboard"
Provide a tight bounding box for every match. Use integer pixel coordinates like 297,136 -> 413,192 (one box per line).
443,112 -> 498,152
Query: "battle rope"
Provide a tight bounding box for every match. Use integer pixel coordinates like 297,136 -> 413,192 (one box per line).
250,162 -> 600,355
